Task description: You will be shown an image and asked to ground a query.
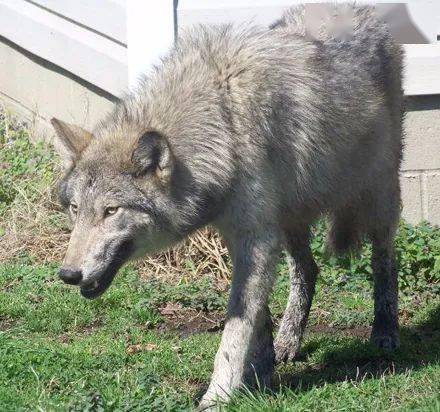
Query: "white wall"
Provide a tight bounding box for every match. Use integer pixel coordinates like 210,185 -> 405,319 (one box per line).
1,1 -> 439,96
127,0 -> 175,89
178,0 -> 440,43
0,0 -> 127,96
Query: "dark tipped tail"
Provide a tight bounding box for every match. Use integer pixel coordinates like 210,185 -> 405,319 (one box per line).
326,213 -> 363,256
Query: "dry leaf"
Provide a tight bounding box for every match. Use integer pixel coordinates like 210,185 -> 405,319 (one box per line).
159,303 -> 183,316
126,343 -> 157,354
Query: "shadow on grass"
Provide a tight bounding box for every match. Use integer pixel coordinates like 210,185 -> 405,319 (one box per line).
193,305 -> 440,406
276,304 -> 440,391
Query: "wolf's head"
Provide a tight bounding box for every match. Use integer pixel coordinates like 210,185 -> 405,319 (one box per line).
51,118 -> 184,299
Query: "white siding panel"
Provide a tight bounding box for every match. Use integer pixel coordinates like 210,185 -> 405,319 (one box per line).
178,0 -> 440,95
127,0 -> 175,89
0,0 -> 127,96
404,45 -> 440,96
29,0 -> 127,44
178,0 -> 291,27
179,6 -> 285,27
179,0 -> 440,43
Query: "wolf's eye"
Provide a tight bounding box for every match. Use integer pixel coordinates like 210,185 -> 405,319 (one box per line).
70,203 -> 78,215
104,206 -> 119,217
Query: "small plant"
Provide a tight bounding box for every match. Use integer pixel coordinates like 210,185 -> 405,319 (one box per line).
395,221 -> 440,293
0,113 -> 55,216
310,221 -> 440,294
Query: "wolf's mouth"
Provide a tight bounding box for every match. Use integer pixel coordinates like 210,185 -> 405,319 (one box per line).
80,270 -> 117,299
79,240 -> 134,299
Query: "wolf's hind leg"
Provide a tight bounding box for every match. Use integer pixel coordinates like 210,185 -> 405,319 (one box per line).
274,228 -> 318,363
365,178 -> 401,350
370,226 -> 400,350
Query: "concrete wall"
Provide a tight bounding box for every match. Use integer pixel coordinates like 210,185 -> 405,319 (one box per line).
0,36 -> 117,141
0,0 -> 127,96
401,96 -> 440,225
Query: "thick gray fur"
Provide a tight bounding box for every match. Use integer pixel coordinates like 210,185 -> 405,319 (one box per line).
51,4 -> 403,409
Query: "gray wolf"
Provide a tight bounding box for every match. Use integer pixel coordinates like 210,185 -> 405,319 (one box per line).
51,4 -> 403,408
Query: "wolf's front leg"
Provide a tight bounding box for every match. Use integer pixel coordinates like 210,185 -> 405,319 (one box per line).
199,230 -> 281,409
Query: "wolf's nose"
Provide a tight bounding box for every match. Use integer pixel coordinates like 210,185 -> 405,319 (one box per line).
59,268 -> 83,285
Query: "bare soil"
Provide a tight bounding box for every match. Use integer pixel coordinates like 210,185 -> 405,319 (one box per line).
156,304 -> 373,340
157,303 -> 224,337
0,317 -> 16,331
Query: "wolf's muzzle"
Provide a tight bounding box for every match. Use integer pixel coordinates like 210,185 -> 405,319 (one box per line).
59,268 -> 83,285
79,239 -> 135,299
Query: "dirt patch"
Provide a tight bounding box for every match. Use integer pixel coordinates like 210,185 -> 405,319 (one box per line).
156,305 -> 372,340
59,334 -> 72,345
0,317 -> 16,331
76,319 -> 103,335
58,319 -> 103,344
1,278 -> 22,292
155,303 -> 372,340
307,324 -> 372,339
157,303 -> 224,337
126,342 -> 158,355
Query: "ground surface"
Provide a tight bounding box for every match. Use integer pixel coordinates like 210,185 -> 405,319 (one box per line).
0,260 -> 439,411
0,114 -> 439,411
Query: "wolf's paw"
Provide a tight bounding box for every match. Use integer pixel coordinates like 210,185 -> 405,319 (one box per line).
274,341 -> 300,364
196,400 -> 219,412
371,331 -> 400,351
198,384 -> 230,411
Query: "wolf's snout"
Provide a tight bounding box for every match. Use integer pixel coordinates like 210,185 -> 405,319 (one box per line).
59,268 -> 83,285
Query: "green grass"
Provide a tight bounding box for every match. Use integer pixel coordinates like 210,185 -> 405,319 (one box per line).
0,114 -> 55,217
0,260 -> 439,411
0,113 -> 439,411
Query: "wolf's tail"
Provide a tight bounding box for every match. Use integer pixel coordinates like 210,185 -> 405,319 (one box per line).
325,212 -> 364,256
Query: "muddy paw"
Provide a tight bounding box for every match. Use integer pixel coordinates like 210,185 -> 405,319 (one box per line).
371,332 -> 400,351
196,400 -> 219,412
274,342 -> 300,364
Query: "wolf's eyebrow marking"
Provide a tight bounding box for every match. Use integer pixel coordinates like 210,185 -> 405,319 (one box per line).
126,200 -> 154,214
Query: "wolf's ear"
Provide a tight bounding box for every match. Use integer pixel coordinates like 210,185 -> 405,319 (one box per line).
51,118 -> 94,169
131,131 -> 174,182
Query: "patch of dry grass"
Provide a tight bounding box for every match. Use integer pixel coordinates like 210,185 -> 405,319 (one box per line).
0,182 -> 69,263
0,182 -> 232,282
138,228 -> 231,282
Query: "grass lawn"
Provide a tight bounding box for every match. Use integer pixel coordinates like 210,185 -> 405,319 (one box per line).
0,113 -> 439,411
0,260 -> 439,411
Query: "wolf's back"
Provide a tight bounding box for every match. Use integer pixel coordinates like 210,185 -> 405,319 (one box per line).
272,4 -> 392,42
272,4 -> 403,67
272,4 -> 403,256
273,4 -> 403,118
